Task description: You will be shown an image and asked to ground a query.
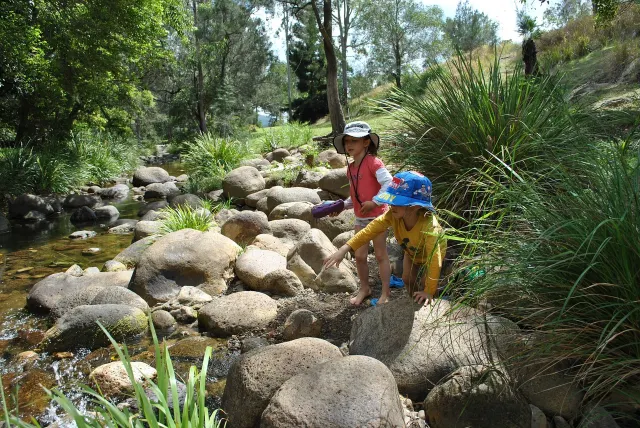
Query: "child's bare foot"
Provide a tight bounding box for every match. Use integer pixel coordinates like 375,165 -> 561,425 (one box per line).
350,288 -> 372,306
376,293 -> 391,305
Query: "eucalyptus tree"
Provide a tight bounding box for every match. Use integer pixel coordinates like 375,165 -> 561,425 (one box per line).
445,0 -> 498,57
333,0 -> 366,107
360,0 -> 446,88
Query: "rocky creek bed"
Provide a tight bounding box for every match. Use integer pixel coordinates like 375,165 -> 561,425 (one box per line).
0,150 -> 624,428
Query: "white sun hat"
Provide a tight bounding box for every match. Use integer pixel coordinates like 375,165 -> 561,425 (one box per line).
332,121 -> 380,154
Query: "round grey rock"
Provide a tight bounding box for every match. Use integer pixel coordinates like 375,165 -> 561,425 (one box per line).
63,194 -> 101,209
221,211 -> 270,246
268,201 -> 315,224
283,309 -> 322,341
133,220 -> 162,242
318,167 -> 350,198
99,184 -> 129,199
70,206 -> 97,224
262,269 -> 303,296
268,219 -> 310,243
222,166 -> 266,200
94,205 -> 120,221
151,310 -> 177,331
235,249 -> 287,290
133,167 -> 170,187
198,291 -> 277,337
266,187 -> 321,213
168,194 -> 202,209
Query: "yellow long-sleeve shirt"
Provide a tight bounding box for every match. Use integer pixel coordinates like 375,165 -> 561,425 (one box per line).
346,210 -> 446,295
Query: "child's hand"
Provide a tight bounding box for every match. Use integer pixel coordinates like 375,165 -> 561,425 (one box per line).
323,245 -> 350,269
360,201 -> 377,215
413,291 -> 433,305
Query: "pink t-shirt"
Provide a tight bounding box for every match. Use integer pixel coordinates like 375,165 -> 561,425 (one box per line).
347,155 -> 388,218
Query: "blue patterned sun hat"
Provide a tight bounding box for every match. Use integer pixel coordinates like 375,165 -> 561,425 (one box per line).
373,171 -> 434,210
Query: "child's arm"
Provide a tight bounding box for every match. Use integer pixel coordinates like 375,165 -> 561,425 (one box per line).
372,167 -> 393,205
323,212 -> 392,268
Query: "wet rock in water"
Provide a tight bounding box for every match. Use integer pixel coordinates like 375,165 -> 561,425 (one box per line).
287,229 -> 357,293
65,264 -> 84,276
8,194 -> 56,220
268,219 -> 310,244
132,166 -> 170,187
198,291 -> 277,337
54,351 -> 74,360
151,310 -> 177,331
316,208 -> 355,241
222,337 -> 342,428
223,166 -> 266,200
130,229 -> 240,305
102,260 -> 127,272
268,201 -> 315,224
113,235 -> 158,267
40,304 -> 148,352
350,298 -> 501,401
138,200 -> 168,217
94,205 -> 120,221
283,309 -> 322,340
424,365 -> 530,428
99,184 -> 129,199
63,194 -> 101,209
108,219 -> 138,234
241,336 -> 269,353
133,220 -> 162,242
249,234 -> 293,258
261,356 -> 404,428
245,188 -> 271,208
221,211 -> 271,246
318,167 -> 350,198
261,269 -> 303,296
266,186 -> 321,213
235,249 -> 287,290
70,206 -> 97,224
90,361 -> 157,399
317,149 -> 347,169
170,306 -> 198,323
51,284 -> 148,319
144,182 -> 180,199
82,247 -> 100,256
84,267 -> 100,275
176,286 -> 213,306
27,271 -> 133,313
14,351 -> 39,367
1,369 -> 56,418
168,193 -> 202,209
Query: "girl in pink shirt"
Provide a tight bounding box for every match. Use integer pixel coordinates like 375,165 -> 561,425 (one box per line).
333,121 -> 393,305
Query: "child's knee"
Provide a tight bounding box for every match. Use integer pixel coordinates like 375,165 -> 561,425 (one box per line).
355,252 -> 368,264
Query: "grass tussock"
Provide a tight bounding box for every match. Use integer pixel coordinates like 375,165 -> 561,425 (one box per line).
1,320 -> 225,427
259,122 -> 313,153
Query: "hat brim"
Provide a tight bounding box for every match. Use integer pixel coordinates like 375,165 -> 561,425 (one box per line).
333,132 -> 380,155
373,193 -> 435,210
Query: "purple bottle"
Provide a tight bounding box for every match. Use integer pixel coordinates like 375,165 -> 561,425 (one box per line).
311,200 -> 345,219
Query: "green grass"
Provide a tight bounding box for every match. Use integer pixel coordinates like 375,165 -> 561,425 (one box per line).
159,204 -> 216,234
1,320 -> 225,427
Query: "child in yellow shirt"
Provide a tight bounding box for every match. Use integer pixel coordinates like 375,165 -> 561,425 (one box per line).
323,171 -> 446,305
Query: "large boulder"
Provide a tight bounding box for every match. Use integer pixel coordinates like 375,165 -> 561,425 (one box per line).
317,149 -> 347,169
99,184 -> 129,199
144,182 -> 180,199
268,201 -> 315,224
8,194 -> 55,220
266,186 -> 321,213
168,194 -> 203,209
261,355 -> 404,428
133,220 -> 162,242
138,201 -> 168,217
27,271 -> 133,313
318,167 -> 350,198
349,298 -> 499,401
235,249 -> 287,290
51,285 -> 148,319
222,166 -> 266,199
132,167 -> 170,187
113,235 -> 158,267
268,219 -> 310,243
240,158 -> 271,169
293,170 -> 324,189
94,205 -> 120,221
245,189 -> 271,208
287,229 -> 357,293
220,211 -> 270,246
90,361 -> 157,399
222,337 -> 342,428
249,234 -> 293,258
198,291 -> 277,337
130,229 -> 241,305
39,304 -> 148,352
70,206 -> 97,224
424,365 -> 530,428
316,208 -> 355,241
63,194 -> 101,209
269,148 -> 291,162
261,269 -> 303,296
108,221 -> 138,235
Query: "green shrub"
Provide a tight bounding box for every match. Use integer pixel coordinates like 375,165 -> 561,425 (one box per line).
182,133 -> 251,193
380,52 -> 592,216
159,205 -> 215,234
455,144 -> 640,409
261,122 -> 313,152
1,320 -> 225,427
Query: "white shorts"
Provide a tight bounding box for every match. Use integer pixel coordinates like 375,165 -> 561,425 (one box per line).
354,217 -> 376,228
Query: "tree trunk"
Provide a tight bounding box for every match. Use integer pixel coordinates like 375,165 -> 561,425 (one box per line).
394,41 -> 402,88
312,0 -> 346,135
193,0 -> 207,134
284,2 -> 292,119
522,38 -> 539,77
340,0 -> 350,109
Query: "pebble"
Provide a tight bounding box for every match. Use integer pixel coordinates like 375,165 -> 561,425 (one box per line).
69,230 -> 97,240
83,267 -> 100,275
54,352 -> 74,360
16,267 -> 34,273
82,248 -> 101,255
65,264 -> 84,277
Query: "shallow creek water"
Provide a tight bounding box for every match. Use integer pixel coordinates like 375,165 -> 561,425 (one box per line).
0,162 -> 234,423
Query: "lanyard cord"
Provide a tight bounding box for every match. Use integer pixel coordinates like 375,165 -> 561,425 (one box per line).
346,153 -> 367,205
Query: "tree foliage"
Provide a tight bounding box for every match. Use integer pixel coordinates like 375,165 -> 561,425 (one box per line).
542,0 -> 591,27
360,0 -> 446,88
445,0 -> 498,54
